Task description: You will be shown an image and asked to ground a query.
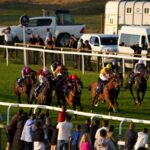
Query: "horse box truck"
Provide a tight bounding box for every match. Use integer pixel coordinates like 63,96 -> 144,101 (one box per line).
104,0 -> 150,35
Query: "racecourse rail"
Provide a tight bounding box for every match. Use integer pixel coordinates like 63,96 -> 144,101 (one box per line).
1,44 -> 150,77
0,102 -> 149,149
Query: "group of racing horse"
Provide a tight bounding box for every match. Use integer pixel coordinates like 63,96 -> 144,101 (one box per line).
14,63 -> 83,112
14,61 -> 149,114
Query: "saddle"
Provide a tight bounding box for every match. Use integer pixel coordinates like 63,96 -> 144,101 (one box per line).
96,79 -> 108,95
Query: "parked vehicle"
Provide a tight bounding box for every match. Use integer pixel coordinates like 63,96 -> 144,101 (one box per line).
0,9 -> 86,46
78,33 -> 118,62
118,25 -> 150,67
104,0 -> 150,34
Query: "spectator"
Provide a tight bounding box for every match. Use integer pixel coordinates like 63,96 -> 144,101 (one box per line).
80,118 -> 91,136
77,38 -> 85,70
56,115 -> 73,150
33,121 -> 45,150
20,114 -> 36,150
35,34 -> 44,46
90,119 -> 100,148
94,129 -> 116,150
45,118 -> 55,149
95,120 -> 109,140
57,105 -> 68,123
5,108 -> 24,150
29,34 -> 37,45
69,34 -> 78,68
84,40 -> 93,71
71,124 -> 81,150
13,112 -> 28,150
45,28 -> 53,44
107,125 -> 118,146
134,128 -> 149,150
124,122 -> 137,150
50,124 -> 58,150
79,133 -> 92,150
2,26 -> 14,58
45,36 -> 56,63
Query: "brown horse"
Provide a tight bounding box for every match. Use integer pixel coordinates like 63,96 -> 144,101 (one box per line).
29,80 -> 52,106
14,73 -> 37,103
65,80 -> 83,111
128,72 -> 148,104
89,74 -> 122,113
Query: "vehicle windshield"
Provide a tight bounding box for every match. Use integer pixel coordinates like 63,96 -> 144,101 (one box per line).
119,33 -> 140,47
100,36 -> 118,45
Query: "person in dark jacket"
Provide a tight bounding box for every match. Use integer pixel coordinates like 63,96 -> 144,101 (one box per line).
90,119 -> 100,148
5,108 -> 24,150
33,121 -> 45,150
13,112 -> 28,150
124,122 -> 138,150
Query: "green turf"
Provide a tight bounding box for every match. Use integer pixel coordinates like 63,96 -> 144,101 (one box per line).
0,1 -> 150,149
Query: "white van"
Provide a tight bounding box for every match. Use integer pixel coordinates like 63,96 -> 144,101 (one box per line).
78,33 -> 118,62
118,26 -> 150,67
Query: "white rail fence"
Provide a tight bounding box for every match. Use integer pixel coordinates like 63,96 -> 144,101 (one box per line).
1,44 -> 150,77
0,102 -> 149,149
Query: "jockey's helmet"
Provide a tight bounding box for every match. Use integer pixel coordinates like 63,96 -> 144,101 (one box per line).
106,64 -> 112,69
138,60 -> 144,64
71,74 -> 77,80
43,67 -> 50,75
56,61 -> 61,66
24,66 -> 31,74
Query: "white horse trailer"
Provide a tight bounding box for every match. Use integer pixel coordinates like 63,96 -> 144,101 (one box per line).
104,0 -> 150,34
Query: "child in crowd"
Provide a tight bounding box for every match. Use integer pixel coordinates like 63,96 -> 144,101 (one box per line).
71,124 -> 81,150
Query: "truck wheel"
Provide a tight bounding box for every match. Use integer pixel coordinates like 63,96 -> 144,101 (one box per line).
57,33 -> 70,47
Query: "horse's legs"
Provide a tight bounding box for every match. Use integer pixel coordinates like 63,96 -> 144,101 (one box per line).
129,83 -> 136,103
108,99 -> 116,113
91,95 -> 97,113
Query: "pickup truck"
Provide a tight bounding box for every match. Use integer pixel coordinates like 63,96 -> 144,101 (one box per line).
78,33 -> 118,62
0,10 -> 86,46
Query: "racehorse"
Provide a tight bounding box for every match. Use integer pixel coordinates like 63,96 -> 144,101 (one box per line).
29,79 -> 52,117
89,74 -> 122,113
29,79 -> 52,106
14,72 -> 37,104
128,72 -> 148,104
65,79 -> 83,111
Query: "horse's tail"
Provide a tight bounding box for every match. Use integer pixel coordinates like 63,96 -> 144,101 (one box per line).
88,84 -> 91,91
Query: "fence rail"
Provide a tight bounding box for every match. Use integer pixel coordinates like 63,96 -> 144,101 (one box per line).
1,44 -> 150,77
0,102 -> 149,149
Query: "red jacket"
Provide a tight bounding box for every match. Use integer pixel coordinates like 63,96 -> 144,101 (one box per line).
57,112 -> 68,123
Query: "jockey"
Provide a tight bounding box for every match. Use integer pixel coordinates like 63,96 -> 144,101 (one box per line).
134,60 -> 147,74
129,60 -> 148,84
111,59 -> 120,73
96,63 -> 112,94
35,67 -> 50,96
50,61 -> 62,75
17,66 -> 33,86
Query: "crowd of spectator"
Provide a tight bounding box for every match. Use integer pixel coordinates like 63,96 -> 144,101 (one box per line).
2,106 -> 149,150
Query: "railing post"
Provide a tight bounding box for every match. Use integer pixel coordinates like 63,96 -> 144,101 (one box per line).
122,58 -> 125,78
61,48 -> 65,65
43,50 -> 46,68
82,55 -> 85,74
6,48 -> 9,66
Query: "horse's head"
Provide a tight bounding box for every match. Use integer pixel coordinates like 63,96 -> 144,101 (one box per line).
110,74 -> 122,90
